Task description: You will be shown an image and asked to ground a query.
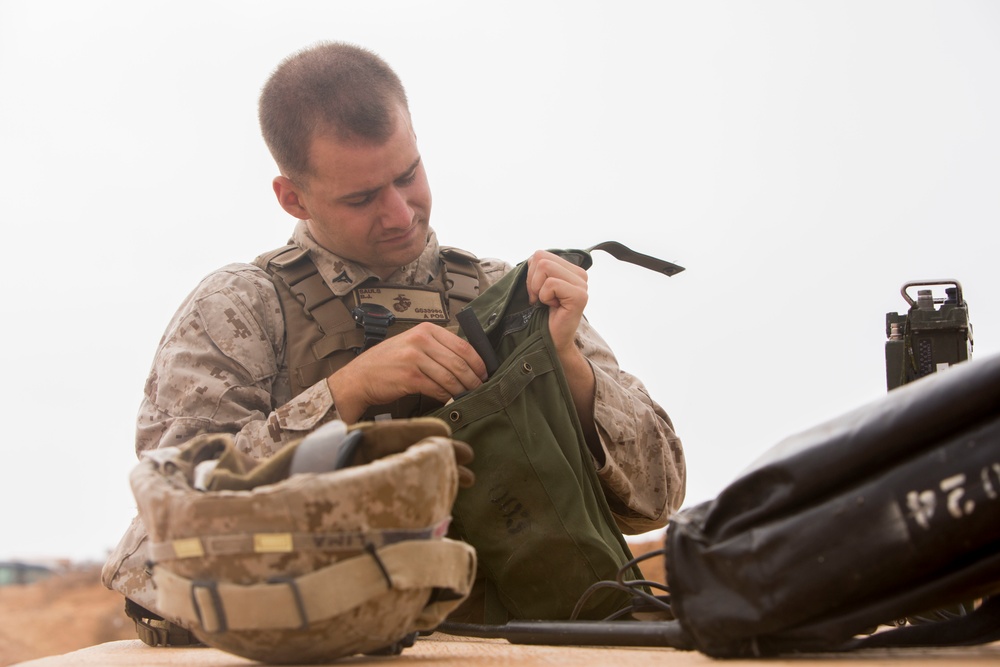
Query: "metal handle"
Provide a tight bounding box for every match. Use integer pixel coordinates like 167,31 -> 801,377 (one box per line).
900,279 -> 963,308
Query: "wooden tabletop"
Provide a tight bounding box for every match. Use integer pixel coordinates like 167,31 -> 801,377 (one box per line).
13,634 -> 1000,667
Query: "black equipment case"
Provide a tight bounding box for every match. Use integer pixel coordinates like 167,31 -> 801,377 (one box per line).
666,350 -> 1000,656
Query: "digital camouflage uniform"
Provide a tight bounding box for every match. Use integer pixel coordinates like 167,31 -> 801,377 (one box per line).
105,221 -> 685,610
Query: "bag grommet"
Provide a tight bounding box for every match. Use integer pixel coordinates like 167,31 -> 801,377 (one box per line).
449,410 -> 461,423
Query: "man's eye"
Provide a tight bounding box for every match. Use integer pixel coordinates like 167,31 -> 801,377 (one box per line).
396,171 -> 417,187
346,194 -> 375,207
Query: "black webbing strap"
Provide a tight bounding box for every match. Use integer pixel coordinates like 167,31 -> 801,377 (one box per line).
851,596 -> 1000,650
561,242 -> 685,277
456,308 -> 500,377
588,241 -> 685,277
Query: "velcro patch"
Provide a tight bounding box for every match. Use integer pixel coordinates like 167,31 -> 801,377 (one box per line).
172,537 -> 205,559
253,533 -> 294,553
354,287 -> 448,322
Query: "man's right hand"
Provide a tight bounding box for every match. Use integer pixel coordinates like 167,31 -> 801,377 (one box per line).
326,322 -> 488,423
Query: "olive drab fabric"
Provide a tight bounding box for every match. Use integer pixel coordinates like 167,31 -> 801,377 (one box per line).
130,418 -> 476,664
430,250 -> 644,622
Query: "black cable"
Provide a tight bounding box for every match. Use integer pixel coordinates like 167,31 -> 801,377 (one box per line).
569,546 -> 673,621
435,544 -> 691,649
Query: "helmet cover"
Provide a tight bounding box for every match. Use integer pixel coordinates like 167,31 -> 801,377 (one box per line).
130,418 -> 476,663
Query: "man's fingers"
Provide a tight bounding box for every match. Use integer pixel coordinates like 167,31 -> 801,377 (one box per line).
526,250 -> 588,306
451,439 -> 474,466
536,276 -> 588,310
398,325 -> 488,401
332,322 -> 489,417
457,466 -> 476,488
426,326 -> 489,382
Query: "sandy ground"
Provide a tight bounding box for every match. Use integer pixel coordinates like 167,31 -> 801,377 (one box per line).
0,565 -> 135,667
0,539 -> 666,667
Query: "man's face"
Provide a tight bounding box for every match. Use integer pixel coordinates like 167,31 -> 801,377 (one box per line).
294,107 -> 432,278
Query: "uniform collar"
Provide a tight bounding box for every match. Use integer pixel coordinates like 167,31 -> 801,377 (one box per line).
290,220 -> 443,296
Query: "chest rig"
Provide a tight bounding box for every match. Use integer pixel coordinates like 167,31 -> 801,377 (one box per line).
254,244 -> 489,418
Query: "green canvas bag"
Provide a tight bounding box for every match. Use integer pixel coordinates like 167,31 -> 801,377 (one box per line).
429,245 -> 682,623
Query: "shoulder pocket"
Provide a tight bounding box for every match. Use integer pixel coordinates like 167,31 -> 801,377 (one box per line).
196,287 -> 277,382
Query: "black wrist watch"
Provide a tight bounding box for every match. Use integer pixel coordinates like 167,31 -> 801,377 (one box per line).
352,303 -> 396,353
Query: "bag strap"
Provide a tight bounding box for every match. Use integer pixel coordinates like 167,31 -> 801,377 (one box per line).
560,242 -> 685,277
851,596 -> 1000,650
440,246 -> 486,308
255,245 -> 363,355
153,539 -> 475,633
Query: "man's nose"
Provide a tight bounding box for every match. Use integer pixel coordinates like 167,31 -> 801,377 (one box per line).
380,186 -> 414,229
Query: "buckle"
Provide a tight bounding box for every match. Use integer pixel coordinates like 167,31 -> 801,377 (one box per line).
132,615 -> 170,647
124,598 -> 204,647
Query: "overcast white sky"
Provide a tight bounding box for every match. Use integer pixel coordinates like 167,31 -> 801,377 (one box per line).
1,0 -> 998,562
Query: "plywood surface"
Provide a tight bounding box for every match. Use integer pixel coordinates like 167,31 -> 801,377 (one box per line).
13,634 -> 1000,667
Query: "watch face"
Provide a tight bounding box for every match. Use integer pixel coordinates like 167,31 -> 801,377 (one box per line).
352,303 -> 396,326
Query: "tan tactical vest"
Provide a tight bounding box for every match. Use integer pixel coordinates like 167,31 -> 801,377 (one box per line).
253,244 -> 490,417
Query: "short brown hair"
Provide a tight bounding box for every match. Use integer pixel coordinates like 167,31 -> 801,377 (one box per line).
258,42 -> 409,180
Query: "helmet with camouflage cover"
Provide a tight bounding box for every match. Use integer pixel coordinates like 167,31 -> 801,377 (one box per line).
129,417 -> 476,664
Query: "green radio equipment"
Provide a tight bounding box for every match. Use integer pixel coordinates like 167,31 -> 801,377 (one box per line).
885,280 -> 973,391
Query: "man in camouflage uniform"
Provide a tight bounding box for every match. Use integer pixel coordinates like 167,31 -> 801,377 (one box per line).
107,42 -> 685,615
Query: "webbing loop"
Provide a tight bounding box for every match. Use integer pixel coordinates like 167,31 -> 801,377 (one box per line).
190,579 -> 228,633
266,576 -> 309,630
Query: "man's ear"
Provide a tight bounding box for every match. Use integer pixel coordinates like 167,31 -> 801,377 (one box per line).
273,176 -> 311,220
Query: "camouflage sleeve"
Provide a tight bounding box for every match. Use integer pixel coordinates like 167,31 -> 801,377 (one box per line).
480,256 -> 685,534
578,319 -> 686,534
135,264 -> 339,460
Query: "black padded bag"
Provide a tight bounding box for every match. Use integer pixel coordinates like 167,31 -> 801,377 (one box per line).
666,351 -> 1000,656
